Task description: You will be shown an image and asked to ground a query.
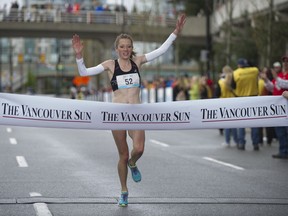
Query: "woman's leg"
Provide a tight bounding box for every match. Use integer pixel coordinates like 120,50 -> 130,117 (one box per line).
128,130 -> 145,165
112,130 -> 129,192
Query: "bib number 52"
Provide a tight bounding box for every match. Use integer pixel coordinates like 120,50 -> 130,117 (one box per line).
125,78 -> 133,85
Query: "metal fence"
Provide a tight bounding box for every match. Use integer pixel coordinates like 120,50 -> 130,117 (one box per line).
84,87 -> 173,103
0,9 -> 176,27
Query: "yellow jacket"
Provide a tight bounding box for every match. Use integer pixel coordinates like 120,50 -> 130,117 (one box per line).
233,67 -> 259,96
218,78 -> 235,98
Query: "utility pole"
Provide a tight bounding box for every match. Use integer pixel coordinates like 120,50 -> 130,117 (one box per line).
266,0 -> 274,66
205,0 -> 212,78
226,0 -> 233,66
0,39 -> 2,92
9,39 -> 13,93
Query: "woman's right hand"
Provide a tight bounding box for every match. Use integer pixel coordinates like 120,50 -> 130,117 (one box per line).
72,34 -> 83,59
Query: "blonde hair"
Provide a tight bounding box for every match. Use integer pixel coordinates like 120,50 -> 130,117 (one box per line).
222,65 -> 233,89
114,33 -> 136,58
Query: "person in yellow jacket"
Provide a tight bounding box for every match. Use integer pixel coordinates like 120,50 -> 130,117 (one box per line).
232,59 -> 259,96
214,65 -> 238,147
231,58 -> 260,151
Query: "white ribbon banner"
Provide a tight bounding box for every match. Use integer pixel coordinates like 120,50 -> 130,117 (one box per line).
0,93 -> 287,130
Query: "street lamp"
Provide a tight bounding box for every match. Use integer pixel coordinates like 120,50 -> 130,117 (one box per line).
0,39 -> 2,92
9,39 -> 13,93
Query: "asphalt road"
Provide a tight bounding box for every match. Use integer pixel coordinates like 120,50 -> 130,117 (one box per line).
0,125 -> 288,216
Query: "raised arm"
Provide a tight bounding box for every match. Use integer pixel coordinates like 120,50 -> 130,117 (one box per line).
72,34 -> 84,59
173,13 -> 186,36
142,14 -> 186,63
72,34 -> 106,76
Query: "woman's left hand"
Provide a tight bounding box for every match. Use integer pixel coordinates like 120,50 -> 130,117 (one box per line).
173,13 -> 186,35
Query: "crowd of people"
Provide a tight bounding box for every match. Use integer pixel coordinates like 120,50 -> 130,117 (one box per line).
212,56 -> 288,159
144,57 -> 287,160
0,1 -> 127,22
70,55 -> 287,161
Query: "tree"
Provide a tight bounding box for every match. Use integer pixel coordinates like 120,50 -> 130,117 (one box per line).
252,0 -> 288,66
173,0 -> 213,74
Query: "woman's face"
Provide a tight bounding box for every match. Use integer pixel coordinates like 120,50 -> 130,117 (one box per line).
116,38 -> 133,59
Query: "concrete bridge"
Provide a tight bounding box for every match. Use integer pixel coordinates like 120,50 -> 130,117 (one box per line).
0,9 -> 206,46
0,9 -> 206,93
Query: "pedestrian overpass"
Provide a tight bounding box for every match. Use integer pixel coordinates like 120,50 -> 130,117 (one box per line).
0,9 -> 207,93
0,9 -> 206,46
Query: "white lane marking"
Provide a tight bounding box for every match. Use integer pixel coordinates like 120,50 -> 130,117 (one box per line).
203,157 -> 245,171
9,138 -> 17,145
33,203 -> 53,216
6,128 -> 12,133
30,193 -> 53,216
150,139 -> 170,147
16,156 -> 28,167
30,192 -> 42,197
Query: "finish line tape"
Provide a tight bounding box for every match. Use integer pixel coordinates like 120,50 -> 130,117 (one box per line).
0,93 -> 287,130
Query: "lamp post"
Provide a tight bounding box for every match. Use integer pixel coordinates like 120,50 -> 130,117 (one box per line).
18,53 -> 24,93
56,56 -> 63,96
0,39 -> 2,92
9,39 -> 13,93
205,0 -> 213,80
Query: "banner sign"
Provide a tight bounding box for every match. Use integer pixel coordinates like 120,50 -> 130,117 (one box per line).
0,93 -> 287,130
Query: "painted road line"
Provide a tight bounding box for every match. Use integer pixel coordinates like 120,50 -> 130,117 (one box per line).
9,138 -> 17,145
30,192 -> 42,197
30,192 -> 53,216
150,139 -> 170,148
6,128 -> 12,133
203,157 -> 245,171
16,156 -> 28,167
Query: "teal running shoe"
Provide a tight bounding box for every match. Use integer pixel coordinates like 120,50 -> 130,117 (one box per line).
118,191 -> 128,207
128,162 -> 141,182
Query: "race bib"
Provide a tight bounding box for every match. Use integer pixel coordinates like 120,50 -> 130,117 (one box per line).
116,73 -> 140,89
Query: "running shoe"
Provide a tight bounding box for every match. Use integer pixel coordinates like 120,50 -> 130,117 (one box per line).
128,161 -> 141,182
118,191 -> 128,207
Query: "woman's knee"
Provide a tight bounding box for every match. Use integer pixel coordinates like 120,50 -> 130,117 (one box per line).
119,150 -> 129,163
133,143 -> 144,156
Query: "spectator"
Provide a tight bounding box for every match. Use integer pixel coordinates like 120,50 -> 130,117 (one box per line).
199,75 -> 212,99
261,56 -> 288,159
173,76 -> 189,101
188,76 -> 200,100
214,65 -> 238,147
231,58 -> 260,151
10,1 -> 19,21
258,67 -> 276,145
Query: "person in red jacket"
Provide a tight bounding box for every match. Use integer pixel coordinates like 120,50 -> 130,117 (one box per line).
261,56 -> 288,159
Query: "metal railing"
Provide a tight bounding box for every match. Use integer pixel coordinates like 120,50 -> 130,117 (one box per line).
84,87 -> 173,103
0,9 -> 176,27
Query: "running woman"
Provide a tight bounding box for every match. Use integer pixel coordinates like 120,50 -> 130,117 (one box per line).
72,13 -> 186,207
